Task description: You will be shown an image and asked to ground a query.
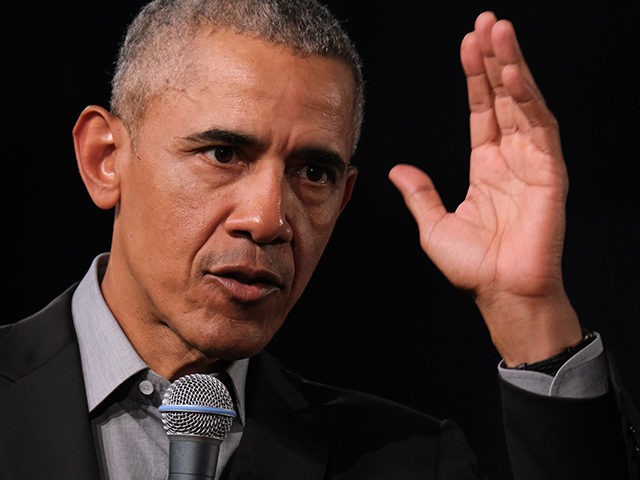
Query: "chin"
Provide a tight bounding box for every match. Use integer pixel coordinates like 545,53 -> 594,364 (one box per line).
214,342 -> 265,361
197,326 -> 274,361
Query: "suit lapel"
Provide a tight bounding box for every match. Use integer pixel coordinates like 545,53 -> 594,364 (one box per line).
0,287 -> 100,480
224,351 -> 329,480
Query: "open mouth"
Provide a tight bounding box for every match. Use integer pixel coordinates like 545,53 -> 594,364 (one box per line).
205,267 -> 283,302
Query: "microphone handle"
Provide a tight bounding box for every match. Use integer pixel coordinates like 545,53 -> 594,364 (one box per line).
168,435 -> 222,479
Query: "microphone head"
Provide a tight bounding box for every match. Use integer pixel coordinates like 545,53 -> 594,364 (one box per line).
160,373 -> 236,442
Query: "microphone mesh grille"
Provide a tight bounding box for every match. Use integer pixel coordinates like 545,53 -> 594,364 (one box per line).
161,373 -> 235,441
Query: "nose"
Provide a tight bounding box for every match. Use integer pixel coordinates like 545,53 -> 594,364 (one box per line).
225,162 -> 294,244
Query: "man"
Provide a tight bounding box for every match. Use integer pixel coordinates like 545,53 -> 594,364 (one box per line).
1,1 -> 638,479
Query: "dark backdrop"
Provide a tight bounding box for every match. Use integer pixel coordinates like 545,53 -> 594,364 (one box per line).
7,2 -> 639,479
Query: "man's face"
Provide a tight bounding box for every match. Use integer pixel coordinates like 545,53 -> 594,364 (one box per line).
105,28 -> 358,367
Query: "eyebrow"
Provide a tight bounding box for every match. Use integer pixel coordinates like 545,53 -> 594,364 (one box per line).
184,128 -> 259,147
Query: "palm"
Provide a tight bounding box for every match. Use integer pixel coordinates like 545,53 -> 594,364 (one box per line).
426,132 -> 567,297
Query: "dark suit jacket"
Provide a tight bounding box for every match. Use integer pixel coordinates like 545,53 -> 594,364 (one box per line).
1,286 -> 638,480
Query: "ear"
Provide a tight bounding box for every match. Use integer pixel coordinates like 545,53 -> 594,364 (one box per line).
72,105 -> 129,210
338,164 -> 358,213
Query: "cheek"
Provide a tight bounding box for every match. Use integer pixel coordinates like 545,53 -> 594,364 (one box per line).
169,193 -> 221,243
121,163 -> 225,264
289,207 -> 339,289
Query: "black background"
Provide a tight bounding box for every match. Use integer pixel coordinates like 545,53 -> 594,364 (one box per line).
7,1 -> 639,479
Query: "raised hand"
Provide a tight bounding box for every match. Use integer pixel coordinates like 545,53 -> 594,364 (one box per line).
388,11 -> 583,365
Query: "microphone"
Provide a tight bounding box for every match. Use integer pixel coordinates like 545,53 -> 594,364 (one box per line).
159,373 -> 237,480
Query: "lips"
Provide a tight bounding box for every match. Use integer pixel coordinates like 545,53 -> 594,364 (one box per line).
205,266 -> 284,302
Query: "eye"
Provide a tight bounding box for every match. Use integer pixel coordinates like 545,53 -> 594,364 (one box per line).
295,165 -> 337,185
203,146 -> 236,164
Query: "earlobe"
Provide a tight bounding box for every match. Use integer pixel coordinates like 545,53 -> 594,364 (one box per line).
73,105 -> 128,210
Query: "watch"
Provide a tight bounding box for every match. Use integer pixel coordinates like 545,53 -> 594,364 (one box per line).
510,329 -> 597,376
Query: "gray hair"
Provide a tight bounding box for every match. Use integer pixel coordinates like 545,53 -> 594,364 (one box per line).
110,0 -> 365,152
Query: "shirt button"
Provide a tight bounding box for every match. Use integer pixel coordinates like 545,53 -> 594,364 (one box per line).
139,380 -> 154,396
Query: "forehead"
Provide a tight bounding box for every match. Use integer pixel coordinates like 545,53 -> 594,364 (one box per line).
140,27 -> 357,156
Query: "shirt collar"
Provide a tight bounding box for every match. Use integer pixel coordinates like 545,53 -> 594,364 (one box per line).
72,253 -> 146,411
71,252 -> 248,424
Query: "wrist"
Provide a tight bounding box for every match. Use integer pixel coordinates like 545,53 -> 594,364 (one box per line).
477,290 -> 583,366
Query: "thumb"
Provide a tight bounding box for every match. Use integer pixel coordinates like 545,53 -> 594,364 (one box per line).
388,164 -> 447,240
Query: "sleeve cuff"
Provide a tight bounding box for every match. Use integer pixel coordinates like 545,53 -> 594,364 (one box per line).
497,332 -> 609,399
